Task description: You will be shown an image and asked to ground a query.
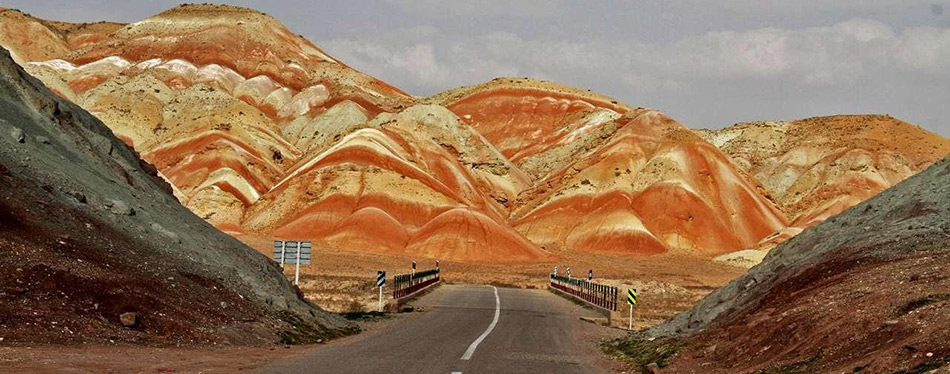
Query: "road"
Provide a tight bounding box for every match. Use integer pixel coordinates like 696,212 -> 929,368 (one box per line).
255,285 -> 622,374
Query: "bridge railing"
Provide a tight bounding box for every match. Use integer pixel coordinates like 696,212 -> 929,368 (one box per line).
393,268 -> 440,299
549,274 -> 618,311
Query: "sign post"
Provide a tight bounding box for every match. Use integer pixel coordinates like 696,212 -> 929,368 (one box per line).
554,265 -> 558,275
627,288 -> 639,330
588,269 -> 593,281
294,243 -> 301,285
411,260 -> 416,278
376,271 -> 386,312
272,241 -> 312,286
279,241 -> 286,269
567,267 -> 571,279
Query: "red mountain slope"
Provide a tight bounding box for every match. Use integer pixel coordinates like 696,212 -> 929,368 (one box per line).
697,115 -> 950,243
635,156 -> 950,373
5,5 -> 414,232
8,6 -> 940,262
432,79 -> 788,256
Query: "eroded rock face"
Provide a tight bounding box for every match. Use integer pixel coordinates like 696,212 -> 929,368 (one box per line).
432,79 -> 789,256
4,5 -> 943,263
697,116 -> 950,232
243,104 -> 546,262
0,8 -> 119,65
0,47 -> 352,344
645,156 -> 950,373
0,5 -> 414,232
0,6 -> 549,262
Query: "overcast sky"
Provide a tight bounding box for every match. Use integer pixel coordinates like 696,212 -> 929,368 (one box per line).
5,0 -> 950,136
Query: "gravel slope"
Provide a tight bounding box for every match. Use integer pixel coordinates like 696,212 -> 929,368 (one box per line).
623,156 -> 950,372
0,47 -> 354,345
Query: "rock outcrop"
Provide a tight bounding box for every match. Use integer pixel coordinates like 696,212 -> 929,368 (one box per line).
4,6 -> 948,263
638,155 -> 950,373
433,79 -> 788,255
697,115 -> 950,229
0,47 -> 353,345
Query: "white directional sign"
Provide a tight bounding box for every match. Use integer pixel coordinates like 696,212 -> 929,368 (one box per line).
273,240 -> 312,285
272,241 -> 312,265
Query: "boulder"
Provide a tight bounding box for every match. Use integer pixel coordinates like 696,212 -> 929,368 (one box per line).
119,312 -> 137,327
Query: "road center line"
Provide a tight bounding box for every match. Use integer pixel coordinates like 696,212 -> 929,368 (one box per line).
460,286 -> 500,360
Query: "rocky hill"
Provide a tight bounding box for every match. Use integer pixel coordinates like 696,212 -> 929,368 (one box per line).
0,47 -> 353,345
0,5 -> 554,262
620,155 -> 950,373
3,6 -> 948,263
3,4 -> 413,232
698,115 -> 950,231
432,78 -> 788,256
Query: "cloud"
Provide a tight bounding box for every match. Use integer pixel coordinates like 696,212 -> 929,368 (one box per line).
663,0 -> 938,14
667,19 -> 900,84
324,18 -> 950,91
933,3 -> 945,17
319,18 -> 950,135
5,1 -> 948,134
384,0 -> 567,18
322,40 -> 454,88
895,26 -> 950,73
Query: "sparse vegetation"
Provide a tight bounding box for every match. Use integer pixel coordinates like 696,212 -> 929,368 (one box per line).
891,356 -> 949,374
341,311 -> 387,321
600,337 -> 680,373
276,311 -> 357,345
895,294 -> 950,317
755,354 -> 821,374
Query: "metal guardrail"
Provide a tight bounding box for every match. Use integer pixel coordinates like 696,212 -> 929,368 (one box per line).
549,274 -> 618,311
393,268 -> 440,299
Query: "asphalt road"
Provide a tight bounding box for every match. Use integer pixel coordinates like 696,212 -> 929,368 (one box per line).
255,285 -> 621,374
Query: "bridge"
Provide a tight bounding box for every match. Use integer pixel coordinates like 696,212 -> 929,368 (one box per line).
255,284 -> 625,374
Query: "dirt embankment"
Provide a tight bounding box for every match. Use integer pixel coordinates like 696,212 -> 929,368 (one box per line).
0,46 -> 354,346
605,156 -> 950,373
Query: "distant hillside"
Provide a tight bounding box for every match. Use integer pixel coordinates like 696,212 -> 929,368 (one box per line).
614,155 -> 950,373
698,115 -> 950,228
3,5 -> 948,263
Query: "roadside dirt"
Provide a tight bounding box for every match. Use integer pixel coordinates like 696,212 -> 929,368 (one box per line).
0,345 -> 298,374
660,251 -> 950,373
0,307 -> 417,373
613,156 -> 950,373
238,233 -> 742,328
0,177 -> 272,346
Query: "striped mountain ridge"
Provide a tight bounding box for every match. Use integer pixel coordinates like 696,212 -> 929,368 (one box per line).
2,5 -> 946,262
697,115 -> 950,249
429,79 -> 788,256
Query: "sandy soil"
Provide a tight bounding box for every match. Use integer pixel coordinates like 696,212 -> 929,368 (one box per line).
662,251 -> 950,373
0,345 -> 297,374
238,233 -> 743,327
0,311 -> 413,374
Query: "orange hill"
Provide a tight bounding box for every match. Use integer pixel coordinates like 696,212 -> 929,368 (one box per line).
3,6 -> 947,262
697,115 -> 950,249
431,79 -> 788,256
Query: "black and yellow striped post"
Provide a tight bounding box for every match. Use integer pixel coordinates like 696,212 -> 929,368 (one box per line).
626,288 -> 638,330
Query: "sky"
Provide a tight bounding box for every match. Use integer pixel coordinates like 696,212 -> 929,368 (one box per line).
4,0 -> 950,136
